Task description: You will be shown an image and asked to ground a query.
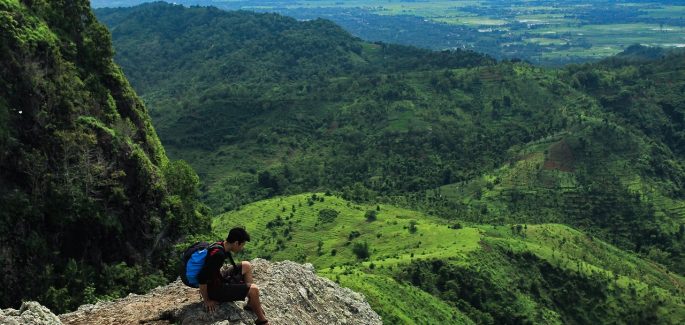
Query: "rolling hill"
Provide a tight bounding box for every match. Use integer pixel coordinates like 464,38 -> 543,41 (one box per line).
213,193 -> 685,324
95,2 -> 685,277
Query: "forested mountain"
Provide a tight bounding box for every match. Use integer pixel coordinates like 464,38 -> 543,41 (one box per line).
0,0 -> 209,312
95,1 -> 685,279
94,2 -> 495,206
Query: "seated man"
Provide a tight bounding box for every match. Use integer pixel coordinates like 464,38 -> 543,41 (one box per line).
197,227 -> 269,325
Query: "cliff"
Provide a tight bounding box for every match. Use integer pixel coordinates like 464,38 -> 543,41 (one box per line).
0,0 -> 209,311
1,259 -> 382,325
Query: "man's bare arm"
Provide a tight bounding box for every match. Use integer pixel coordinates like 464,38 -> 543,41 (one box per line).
199,284 -> 218,312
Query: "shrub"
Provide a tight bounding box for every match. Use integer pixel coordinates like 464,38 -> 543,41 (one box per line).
408,220 -> 418,234
317,240 -> 324,256
318,209 -> 339,223
365,210 -> 377,222
352,241 -> 370,260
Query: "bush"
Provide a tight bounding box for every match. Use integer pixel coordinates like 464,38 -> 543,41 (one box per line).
408,220 -> 418,234
352,241 -> 370,260
365,210 -> 377,222
318,209 -> 339,223
449,223 -> 463,229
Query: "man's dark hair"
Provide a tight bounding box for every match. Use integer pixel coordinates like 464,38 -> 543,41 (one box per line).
226,227 -> 251,244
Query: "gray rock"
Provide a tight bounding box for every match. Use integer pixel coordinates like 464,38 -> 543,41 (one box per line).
49,258 -> 382,325
0,301 -> 62,325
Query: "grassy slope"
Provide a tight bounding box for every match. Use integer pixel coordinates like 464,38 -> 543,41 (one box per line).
214,194 -> 685,324
438,119 -> 682,226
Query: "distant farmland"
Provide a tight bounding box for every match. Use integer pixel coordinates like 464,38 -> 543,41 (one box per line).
91,0 -> 685,65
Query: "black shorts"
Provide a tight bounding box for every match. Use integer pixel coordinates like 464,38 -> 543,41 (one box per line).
208,282 -> 250,302
209,264 -> 249,302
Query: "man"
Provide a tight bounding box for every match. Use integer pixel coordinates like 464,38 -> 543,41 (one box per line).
197,227 -> 269,325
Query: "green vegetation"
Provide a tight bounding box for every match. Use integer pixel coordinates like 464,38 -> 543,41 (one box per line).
92,0 -> 685,65
215,194 -> 685,324
3,1 -> 685,323
0,0 -> 210,312
94,3 -> 685,278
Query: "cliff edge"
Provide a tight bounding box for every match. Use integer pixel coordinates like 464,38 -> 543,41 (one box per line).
1,259 -> 382,325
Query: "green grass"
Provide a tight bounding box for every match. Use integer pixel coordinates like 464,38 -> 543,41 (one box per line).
433,17 -> 508,27
214,193 -> 481,268
524,38 -> 570,46
323,271 -> 475,325
214,193 -> 685,324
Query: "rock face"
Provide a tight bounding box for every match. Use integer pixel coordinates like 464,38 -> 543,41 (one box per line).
0,301 -> 62,325
2,259 -> 382,325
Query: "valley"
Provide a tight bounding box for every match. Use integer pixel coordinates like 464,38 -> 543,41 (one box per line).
92,0 -> 685,65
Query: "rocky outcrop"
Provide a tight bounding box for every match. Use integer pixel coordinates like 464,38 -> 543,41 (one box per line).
2,259 -> 381,325
0,301 -> 62,325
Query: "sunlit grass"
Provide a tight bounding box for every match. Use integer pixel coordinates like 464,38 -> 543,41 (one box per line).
213,193 -> 685,323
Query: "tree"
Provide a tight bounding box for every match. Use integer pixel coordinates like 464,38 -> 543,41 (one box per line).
257,171 -> 279,193
352,241 -> 370,260
365,210 -> 377,222
408,220 -> 418,234
318,209 -> 339,223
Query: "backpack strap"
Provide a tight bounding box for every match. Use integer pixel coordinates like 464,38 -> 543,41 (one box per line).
226,250 -> 238,268
207,241 -> 239,268
207,242 -> 223,256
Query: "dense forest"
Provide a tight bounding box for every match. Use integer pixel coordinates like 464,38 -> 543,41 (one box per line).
0,0 -> 209,312
96,2 -> 685,276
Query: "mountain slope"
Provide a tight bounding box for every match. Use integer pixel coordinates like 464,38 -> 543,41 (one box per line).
214,194 -> 685,324
0,0 -> 209,312
94,3 -> 685,276
431,51 -> 685,273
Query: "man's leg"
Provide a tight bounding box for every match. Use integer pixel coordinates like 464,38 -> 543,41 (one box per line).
241,261 -> 253,283
247,284 -> 268,323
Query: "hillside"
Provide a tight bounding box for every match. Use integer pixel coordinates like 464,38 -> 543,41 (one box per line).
214,193 -> 685,324
432,50 -> 685,273
95,2 -> 685,276
0,0 -> 209,313
94,3 -> 561,209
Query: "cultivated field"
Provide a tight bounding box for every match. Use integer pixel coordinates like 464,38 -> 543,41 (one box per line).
143,0 -> 685,65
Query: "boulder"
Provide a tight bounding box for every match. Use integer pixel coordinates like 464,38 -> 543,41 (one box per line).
54,259 -> 381,325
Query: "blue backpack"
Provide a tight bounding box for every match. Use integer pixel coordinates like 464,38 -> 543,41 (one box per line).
179,241 -> 222,288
